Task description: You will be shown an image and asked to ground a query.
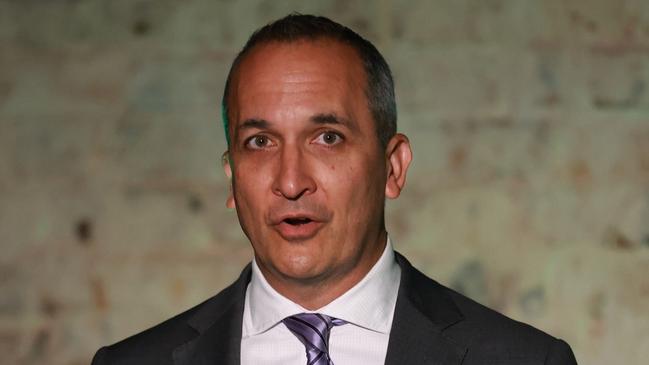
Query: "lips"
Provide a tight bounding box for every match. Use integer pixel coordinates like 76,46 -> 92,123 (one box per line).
271,212 -> 327,241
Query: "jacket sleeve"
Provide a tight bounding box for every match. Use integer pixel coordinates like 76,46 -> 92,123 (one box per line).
545,338 -> 577,364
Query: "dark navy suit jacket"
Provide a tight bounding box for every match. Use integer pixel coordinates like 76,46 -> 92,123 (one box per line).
92,253 -> 577,364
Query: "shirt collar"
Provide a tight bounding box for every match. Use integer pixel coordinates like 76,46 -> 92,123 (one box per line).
242,237 -> 401,337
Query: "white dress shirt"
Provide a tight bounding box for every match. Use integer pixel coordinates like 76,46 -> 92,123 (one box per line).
241,238 -> 401,365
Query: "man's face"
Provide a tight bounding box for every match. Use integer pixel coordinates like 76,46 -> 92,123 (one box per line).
225,39 -> 407,294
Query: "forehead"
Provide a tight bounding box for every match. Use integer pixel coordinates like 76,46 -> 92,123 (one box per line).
228,39 -> 368,124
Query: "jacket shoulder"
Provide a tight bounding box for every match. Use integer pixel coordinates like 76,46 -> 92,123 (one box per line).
441,279 -> 576,364
396,253 -> 576,364
91,297 -> 207,365
91,266 -> 250,365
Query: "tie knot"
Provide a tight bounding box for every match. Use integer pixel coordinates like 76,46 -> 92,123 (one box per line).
282,313 -> 345,365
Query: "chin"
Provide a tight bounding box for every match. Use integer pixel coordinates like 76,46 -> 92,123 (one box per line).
276,254 -> 327,281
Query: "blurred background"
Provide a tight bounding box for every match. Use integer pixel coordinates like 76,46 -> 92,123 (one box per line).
1,0 -> 648,364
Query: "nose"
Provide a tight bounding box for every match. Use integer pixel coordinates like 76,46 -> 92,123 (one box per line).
272,144 -> 316,200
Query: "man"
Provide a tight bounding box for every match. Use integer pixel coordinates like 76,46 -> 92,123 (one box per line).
93,14 -> 577,364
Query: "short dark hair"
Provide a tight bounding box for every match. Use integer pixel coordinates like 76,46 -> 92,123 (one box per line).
222,13 -> 397,149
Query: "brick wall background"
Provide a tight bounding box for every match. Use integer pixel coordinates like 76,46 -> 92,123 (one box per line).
1,0 -> 648,364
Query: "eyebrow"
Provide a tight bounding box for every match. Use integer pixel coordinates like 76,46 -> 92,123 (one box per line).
239,118 -> 270,130
311,113 -> 356,131
237,113 -> 356,132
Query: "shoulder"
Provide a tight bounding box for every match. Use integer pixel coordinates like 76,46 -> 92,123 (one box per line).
396,254 -> 576,364
91,265 -> 251,365
91,296 -> 209,365
443,286 -> 575,363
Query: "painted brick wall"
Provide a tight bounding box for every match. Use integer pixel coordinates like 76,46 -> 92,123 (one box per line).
0,1 -> 647,364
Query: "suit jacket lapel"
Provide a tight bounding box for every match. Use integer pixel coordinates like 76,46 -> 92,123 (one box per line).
173,264 -> 251,365
385,253 -> 467,365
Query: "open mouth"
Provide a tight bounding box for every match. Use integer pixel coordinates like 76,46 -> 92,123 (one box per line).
283,217 -> 313,226
274,215 -> 323,241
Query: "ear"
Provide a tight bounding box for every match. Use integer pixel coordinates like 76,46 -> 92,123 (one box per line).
384,133 -> 412,199
222,151 -> 236,209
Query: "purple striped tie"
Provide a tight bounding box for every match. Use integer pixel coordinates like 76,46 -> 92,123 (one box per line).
283,313 -> 346,365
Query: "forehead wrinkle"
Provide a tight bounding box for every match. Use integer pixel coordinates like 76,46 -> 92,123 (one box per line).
252,73 -> 344,99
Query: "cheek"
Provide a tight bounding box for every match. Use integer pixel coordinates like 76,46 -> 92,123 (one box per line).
232,168 -> 272,214
233,156 -> 274,188
320,155 -> 383,206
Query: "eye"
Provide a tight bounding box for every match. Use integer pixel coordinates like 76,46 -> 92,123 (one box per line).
313,131 -> 343,146
245,135 -> 273,150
